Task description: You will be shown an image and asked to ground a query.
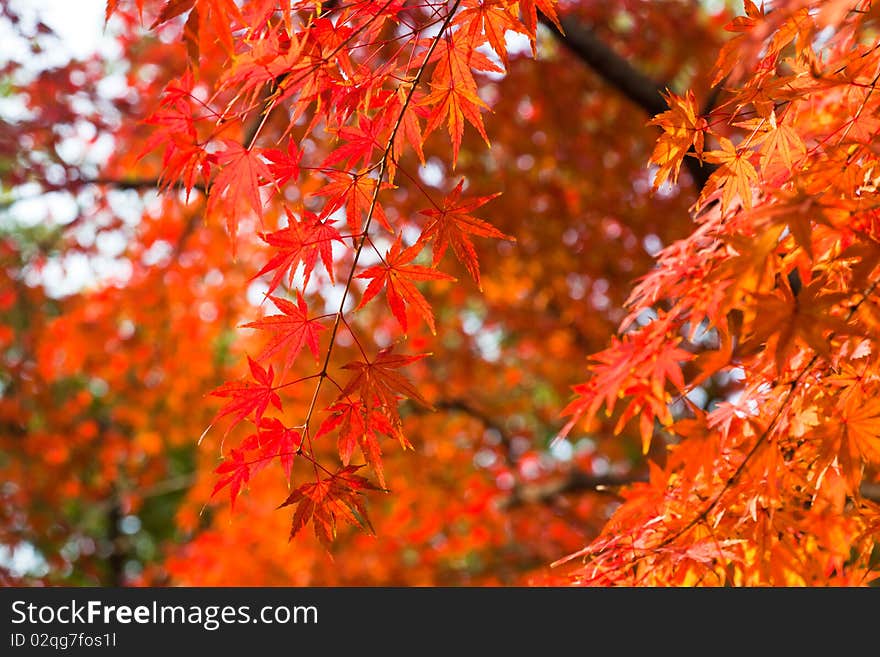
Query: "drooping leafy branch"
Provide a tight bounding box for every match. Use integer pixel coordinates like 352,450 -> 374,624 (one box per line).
124,0 -> 549,547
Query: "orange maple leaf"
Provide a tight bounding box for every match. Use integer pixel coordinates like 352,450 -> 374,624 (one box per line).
742,276 -> 850,369
759,121 -> 806,173
422,82 -> 490,167
519,0 -> 563,42
703,137 -> 759,211
455,1 -> 522,66
648,90 -> 705,188
841,393 -> 880,471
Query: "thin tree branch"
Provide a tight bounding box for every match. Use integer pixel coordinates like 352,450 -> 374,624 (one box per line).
434,398 -> 516,464
541,15 -> 714,190
428,398 -> 646,510
296,0 -> 460,467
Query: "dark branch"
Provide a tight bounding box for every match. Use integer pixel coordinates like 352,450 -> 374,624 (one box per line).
541,15 -> 714,190
861,482 -> 880,504
0,177 -> 200,209
78,177 -> 207,195
501,468 -> 880,509
500,468 -> 643,510
546,17 -> 668,117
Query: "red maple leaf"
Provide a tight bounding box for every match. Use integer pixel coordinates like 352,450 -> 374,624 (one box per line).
255,208 -> 343,295
211,447 -> 250,509
312,170 -> 392,233
152,0 -> 244,55
150,0 -> 196,28
322,114 -> 387,172
250,417 -> 302,481
317,400 -> 405,489
419,34 -> 499,165
278,466 -> 381,547
340,347 -> 431,410
263,141 -> 302,187
207,140 -> 274,252
242,291 -> 325,373
210,140 -> 271,218
418,179 -> 508,288
356,235 -> 455,334
317,401 -> 366,467
140,73 -> 209,197
209,356 -> 282,438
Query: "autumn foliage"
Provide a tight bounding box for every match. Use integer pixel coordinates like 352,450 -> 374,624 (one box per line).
2,0 -> 880,586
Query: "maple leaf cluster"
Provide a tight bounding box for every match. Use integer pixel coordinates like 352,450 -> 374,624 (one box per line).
562,0 -> 880,584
